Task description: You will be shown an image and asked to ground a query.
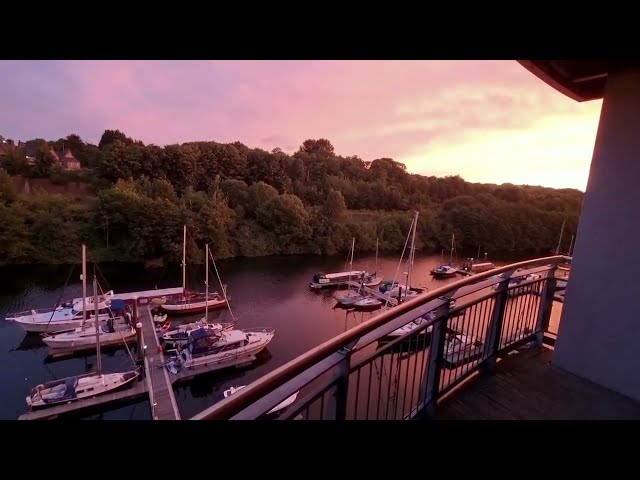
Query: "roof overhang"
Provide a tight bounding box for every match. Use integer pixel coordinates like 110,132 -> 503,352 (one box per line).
518,60 -> 640,102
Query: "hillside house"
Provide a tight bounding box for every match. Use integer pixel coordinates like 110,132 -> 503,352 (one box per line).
23,146 -> 82,171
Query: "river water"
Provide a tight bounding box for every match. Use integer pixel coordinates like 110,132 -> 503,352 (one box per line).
0,252 -> 516,420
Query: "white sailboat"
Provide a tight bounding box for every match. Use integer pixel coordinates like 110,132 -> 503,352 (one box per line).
334,238 -> 365,306
353,296 -> 382,309
26,249 -> 140,410
431,234 -> 458,278
362,238 -> 382,287
26,370 -> 139,409
41,247 -> 136,351
160,226 -> 228,315
9,290 -> 114,334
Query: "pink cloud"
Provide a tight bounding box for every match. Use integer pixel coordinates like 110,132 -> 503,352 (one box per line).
0,60 -> 601,189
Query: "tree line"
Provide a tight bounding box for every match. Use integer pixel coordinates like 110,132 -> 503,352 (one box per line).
0,131 -> 583,265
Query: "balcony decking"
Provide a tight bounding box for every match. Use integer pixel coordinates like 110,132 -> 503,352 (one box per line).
436,346 -> 640,420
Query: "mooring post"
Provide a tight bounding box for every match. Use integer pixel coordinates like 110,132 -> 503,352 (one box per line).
136,322 -> 144,361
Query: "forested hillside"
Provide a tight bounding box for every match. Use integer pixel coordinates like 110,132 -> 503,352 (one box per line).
0,131 -> 583,265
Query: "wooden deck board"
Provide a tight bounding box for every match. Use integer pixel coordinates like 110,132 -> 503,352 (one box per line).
436,346 -> 640,420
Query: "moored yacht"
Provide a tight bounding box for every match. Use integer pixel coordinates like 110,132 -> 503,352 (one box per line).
26,370 -> 139,409
431,234 -> 458,278
160,226 -> 229,315
430,264 -> 457,278
165,325 -> 275,373
310,270 -> 366,289
9,291 -> 115,334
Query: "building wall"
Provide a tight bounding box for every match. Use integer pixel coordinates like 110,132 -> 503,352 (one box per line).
554,70 -> 640,402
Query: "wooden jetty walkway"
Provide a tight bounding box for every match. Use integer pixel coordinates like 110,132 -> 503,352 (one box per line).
139,305 -> 181,420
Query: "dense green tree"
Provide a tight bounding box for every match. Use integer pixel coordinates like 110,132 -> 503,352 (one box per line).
0,133 -> 584,265
0,168 -> 15,204
1,150 -> 29,175
34,147 -> 56,177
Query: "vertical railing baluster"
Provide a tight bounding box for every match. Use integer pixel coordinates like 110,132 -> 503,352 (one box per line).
418,298 -> 451,419
483,273 -> 511,373
328,344 -> 354,420
535,264 -> 558,346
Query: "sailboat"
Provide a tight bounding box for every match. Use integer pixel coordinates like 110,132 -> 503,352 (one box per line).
380,211 -> 426,302
8,250 -> 115,333
42,300 -> 135,351
161,243 -> 234,348
361,238 -> 382,288
160,226 -> 228,315
25,247 -> 140,410
431,233 -> 458,278
334,239 -> 365,307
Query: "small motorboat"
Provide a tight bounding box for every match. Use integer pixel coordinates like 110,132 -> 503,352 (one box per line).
153,312 -> 168,324
224,385 -> 299,416
155,320 -> 171,333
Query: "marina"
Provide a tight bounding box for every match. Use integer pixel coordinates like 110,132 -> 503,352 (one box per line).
1,249 -> 568,420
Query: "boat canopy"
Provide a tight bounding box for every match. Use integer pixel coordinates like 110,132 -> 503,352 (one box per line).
188,327 -> 222,354
111,299 -> 126,311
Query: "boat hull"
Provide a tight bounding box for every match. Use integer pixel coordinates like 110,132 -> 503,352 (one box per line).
160,298 -> 227,315
13,314 -> 111,334
431,271 -> 457,279
43,330 -> 136,350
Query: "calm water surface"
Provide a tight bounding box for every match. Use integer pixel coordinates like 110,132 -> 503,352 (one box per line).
0,252 -> 515,420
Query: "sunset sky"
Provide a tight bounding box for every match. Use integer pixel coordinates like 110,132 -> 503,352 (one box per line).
0,60 -> 603,190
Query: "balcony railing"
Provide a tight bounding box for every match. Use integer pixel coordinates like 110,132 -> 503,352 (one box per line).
192,255 -> 568,420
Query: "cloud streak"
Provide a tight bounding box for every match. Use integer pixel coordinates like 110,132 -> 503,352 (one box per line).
0,60 -> 602,190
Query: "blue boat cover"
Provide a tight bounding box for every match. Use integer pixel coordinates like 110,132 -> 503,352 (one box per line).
190,327 -> 216,341
111,299 -> 126,311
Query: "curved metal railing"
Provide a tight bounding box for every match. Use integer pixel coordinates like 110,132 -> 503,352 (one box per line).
192,255 -> 569,420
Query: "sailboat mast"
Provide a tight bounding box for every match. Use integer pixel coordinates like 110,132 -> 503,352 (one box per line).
375,238 -> 379,273
94,274 -> 101,373
81,244 -> 87,328
408,211 -> 418,288
182,225 -> 187,294
449,234 -> 454,264
349,237 -> 355,284
568,234 -> 575,256
205,243 -> 209,321
555,219 -> 565,255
